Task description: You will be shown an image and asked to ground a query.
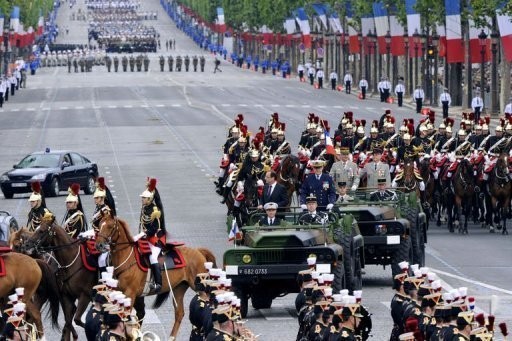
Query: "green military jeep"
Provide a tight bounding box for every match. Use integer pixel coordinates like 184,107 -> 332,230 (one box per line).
334,189 -> 427,279
223,210 -> 363,317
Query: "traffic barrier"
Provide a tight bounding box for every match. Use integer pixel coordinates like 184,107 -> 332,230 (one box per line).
336,85 -> 343,92
358,93 -> 363,100
421,107 -> 430,115
387,97 -> 394,104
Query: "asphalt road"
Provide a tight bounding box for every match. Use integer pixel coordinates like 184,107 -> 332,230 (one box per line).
0,0 -> 510,340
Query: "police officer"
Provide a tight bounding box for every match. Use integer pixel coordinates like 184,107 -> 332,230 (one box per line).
168,55 -> 174,71
136,55 -> 142,72
26,182 -> 52,232
414,85 -> 425,114
359,77 -> 368,99
176,55 -> 182,71
193,55 -> 198,72
129,55 -> 135,72
113,56 -> 119,72
200,56 -> 206,72
344,71 -> 353,94
330,70 -> 338,91
136,178 -> 165,293
105,55 -> 112,72
329,147 -> 360,192
300,160 -> 336,212
395,78 -> 406,107
62,183 -> 86,239
471,92 -> 484,123
440,88 -> 452,118
143,55 -> 149,72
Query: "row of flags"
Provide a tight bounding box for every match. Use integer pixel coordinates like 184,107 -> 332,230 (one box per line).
0,6 -> 46,49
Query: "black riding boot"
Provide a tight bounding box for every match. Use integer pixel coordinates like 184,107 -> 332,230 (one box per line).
220,187 -> 230,204
151,263 -> 162,293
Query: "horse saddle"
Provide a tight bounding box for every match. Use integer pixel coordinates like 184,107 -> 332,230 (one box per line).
135,240 -> 186,272
80,243 -> 98,271
0,247 -> 10,277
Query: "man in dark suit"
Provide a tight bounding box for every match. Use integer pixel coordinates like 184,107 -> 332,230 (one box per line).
257,202 -> 282,226
258,171 -> 289,211
299,160 -> 336,211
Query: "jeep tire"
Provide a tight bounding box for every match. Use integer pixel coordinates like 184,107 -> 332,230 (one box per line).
403,206 -> 425,267
251,290 -> 273,310
391,237 -> 412,278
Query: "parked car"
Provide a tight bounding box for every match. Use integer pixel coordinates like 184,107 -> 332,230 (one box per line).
0,149 -> 99,199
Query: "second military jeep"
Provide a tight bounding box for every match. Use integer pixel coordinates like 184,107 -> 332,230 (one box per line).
334,189 -> 427,279
223,210 -> 363,317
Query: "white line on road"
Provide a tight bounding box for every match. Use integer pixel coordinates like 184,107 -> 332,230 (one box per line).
155,104 -> 165,107
76,106 -> 84,109
285,104 -> 296,108
108,105 -> 117,108
124,105 -> 133,108
318,105 -> 327,108
271,104 -> 280,107
430,268 -> 512,296
221,104 -> 231,107
171,104 -> 181,107
238,104 -> 248,107
26,108 -> 35,111
59,107 -> 68,110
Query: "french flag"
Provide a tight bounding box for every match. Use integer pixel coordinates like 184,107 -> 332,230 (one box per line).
445,0 -> 464,63
295,8 -> 311,48
312,4 -> 328,31
346,3 -> 359,54
389,6 -> 405,56
437,24 -> 447,58
324,130 -> 336,156
10,6 -> 20,33
228,219 -> 242,242
406,0 -> 420,57
361,10 -> 375,56
0,10 -> 4,36
372,1 -> 389,55
497,3 -> 512,63
37,9 -> 44,35
216,7 -> 226,33
284,17 -> 296,35
468,18 -> 491,63
328,10 -> 343,34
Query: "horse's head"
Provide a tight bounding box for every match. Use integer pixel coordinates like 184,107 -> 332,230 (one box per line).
8,227 -> 33,253
95,215 -> 119,253
243,177 -> 260,209
401,161 -> 418,190
24,213 -> 57,255
280,155 -> 301,187
458,158 -> 475,183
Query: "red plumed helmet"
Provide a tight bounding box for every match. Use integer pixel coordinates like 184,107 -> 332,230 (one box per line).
308,113 -> 315,122
487,315 -> 495,332
460,122 -> 466,130
259,126 -> 264,133
446,117 -> 454,127
70,183 -> 80,196
237,114 -> 244,121
253,139 -> 261,149
234,118 -> 240,126
345,111 -> 353,120
361,119 -> 366,127
313,116 -> 320,124
335,135 -> 342,143
31,181 -> 42,194
148,178 -> 157,192
408,118 -> 415,126
96,177 -> 106,190
468,112 -> 475,121
405,317 -> 418,332
355,120 -> 361,127
475,313 -> 485,327
385,109 -> 391,115
499,322 -> 508,336
389,116 -> 396,124
407,123 -> 415,136
372,120 -> 378,127
272,112 -> 279,119
280,123 -> 286,131
484,116 -> 490,125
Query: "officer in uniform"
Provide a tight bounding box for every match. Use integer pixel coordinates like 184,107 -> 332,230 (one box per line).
184,55 -> 190,72
26,182 -> 52,232
370,177 -> 398,201
62,183 -> 86,239
336,304 -> 364,340
176,55 -> 182,71
122,56 -> 128,72
105,56 -> 112,72
362,147 -> 391,188
298,194 -> 329,224
413,85 -> 425,114
193,55 -> 198,72
273,127 -> 291,156
205,306 -> 235,340
113,56 -> 119,72
67,54 -> 72,73
300,160 -> 336,211
329,147 -> 360,191
97,308 -> 127,340
136,55 -> 143,72
137,178 -> 165,293
143,55 -> 150,72
258,202 -> 282,226
166,55 -> 173,72
200,56 -> 206,72
159,55 -> 165,71
189,274 -> 213,341
129,56 -> 135,72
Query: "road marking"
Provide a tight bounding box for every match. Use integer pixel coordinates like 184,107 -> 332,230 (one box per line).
171,104 -> 181,107
349,106 -> 359,109
140,104 -> 149,108
238,104 -> 248,107
155,104 -> 165,107
26,107 -> 35,111
334,105 -> 343,108
108,105 -> 117,108
285,104 -> 296,108
301,105 -> 311,108
365,107 -> 375,110
42,107 -> 50,111
124,105 -> 133,108
59,107 -> 68,110
271,104 -> 280,107
76,106 -> 84,109
430,268 -> 512,296
254,104 -> 263,107
318,105 -> 327,108
221,104 -> 231,107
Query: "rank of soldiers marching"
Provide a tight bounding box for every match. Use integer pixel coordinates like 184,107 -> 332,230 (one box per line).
2,0 -> 512,340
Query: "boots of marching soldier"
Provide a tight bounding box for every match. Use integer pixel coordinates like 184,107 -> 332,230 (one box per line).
214,177 -> 224,193
220,186 -> 230,204
150,263 -> 162,293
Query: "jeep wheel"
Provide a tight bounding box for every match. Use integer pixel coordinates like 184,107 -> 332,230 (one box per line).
340,235 -> 356,293
234,287 -> 249,318
403,206 -> 425,267
251,293 -> 273,310
391,237 -> 412,278
332,258 -> 345,293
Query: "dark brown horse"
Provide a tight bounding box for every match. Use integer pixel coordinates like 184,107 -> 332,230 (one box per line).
487,153 -> 511,234
95,215 -> 216,340
24,217 -> 97,341
275,155 -> 301,207
419,157 -> 435,228
447,158 -> 475,234
394,160 -> 422,195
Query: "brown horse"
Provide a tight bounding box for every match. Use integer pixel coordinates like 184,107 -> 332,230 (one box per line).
419,157 -> 435,228
0,252 -> 55,339
24,217 -> 97,341
95,215 -> 217,340
275,155 -> 301,206
447,158 -> 475,234
487,153 -> 511,234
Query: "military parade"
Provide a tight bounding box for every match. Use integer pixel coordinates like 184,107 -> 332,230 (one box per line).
0,0 -> 512,339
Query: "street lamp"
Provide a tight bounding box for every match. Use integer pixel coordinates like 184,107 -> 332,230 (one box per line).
357,32 -> 363,83
366,30 -> 374,92
420,32 -> 428,102
368,29 -> 377,94
432,31 -> 440,106
343,33 -> 349,76
385,30 -> 391,79
404,33 -> 412,95
412,29 -> 420,91
478,29 -> 488,100
490,30 -> 499,116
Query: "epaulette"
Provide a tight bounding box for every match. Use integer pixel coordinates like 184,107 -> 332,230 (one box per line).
150,206 -> 161,220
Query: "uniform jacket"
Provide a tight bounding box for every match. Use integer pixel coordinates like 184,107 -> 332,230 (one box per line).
329,160 -> 360,189
369,189 -> 397,201
363,162 -> 391,188
300,173 -> 337,208
257,216 -> 282,226
62,208 -> 85,238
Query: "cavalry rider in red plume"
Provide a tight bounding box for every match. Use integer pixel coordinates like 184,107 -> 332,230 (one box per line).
26,182 -> 52,232
62,183 -> 86,239
135,178 -> 165,293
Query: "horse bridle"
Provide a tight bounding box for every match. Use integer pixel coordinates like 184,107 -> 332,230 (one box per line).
493,158 -> 510,185
96,218 -> 121,250
30,223 -> 81,270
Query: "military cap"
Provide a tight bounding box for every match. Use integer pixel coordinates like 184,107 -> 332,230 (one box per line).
398,332 -> 415,341
263,202 -> 278,210
29,182 -> 43,202
211,305 -> 233,323
338,181 -> 347,187
306,194 -> 317,203
66,183 -> 80,203
377,178 -> 387,184
456,311 -> 474,326
372,147 -> 383,154
340,146 -> 350,155
421,293 -> 441,308
310,159 -> 325,168
340,304 -> 363,318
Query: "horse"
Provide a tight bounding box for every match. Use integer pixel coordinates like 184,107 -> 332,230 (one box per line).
419,157 -> 435,228
487,153 -> 511,234
23,217 -> 98,341
275,154 -> 301,206
0,251 -> 59,339
447,158 -> 475,234
94,215 -> 217,340
394,159 -> 422,195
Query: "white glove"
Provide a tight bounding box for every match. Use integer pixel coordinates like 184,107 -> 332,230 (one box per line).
326,204 -> 334,211
78,230 -> 95,239
359,153 -> 367,162
300,204 -> 307,210
351,185 -> 357,192
392,151 -> 397,158
132,232 -> 146,242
